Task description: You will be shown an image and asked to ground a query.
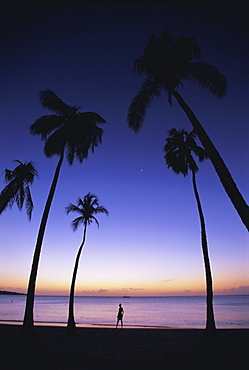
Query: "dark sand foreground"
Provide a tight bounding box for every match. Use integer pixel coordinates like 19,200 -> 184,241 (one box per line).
1,325 -> 248,369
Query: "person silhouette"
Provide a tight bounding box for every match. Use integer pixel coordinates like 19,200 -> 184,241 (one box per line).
116,303 -> 124,328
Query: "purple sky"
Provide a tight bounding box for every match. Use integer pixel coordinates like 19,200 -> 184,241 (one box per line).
0,3 -> 248,296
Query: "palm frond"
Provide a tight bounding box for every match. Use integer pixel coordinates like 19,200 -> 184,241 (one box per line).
164,147 -> 190,177
192,145 -> 208,162
94,206 -> 109,216
185,62 -> 227,97
30,115 -> 65,139
127,79 -> 161,132
66,202 -> 82,215
174,35 -> 201,61
87,215 -> 99,228
77,197 -> 86,209
0,182 -> 17,211
134,35 -> 158,76
43,129 -> 66,158
158,28 -> 176,48
16,187 -> 25,211
68,122 -> 103,163
78,112 -> 106,124
24,161 -> 38,184
13,160 -> 38,184
188,155 -> 199,174
39,89 -> 75,116
4,169 -> 15,182
11,159 -> 23,167
65,142 -> 75,165
164,128 -> 207,177
24,186 -> 34,221
71,216 -> 84,231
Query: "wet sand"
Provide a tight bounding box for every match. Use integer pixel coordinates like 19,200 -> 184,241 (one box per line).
1,324 -> 248,369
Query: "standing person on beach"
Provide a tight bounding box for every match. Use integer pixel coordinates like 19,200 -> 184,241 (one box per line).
116,304 -> 124,328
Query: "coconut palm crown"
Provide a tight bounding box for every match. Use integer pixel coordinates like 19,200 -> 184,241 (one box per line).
0,160 -> 38,220
66,193 -> 109,230
128,28 -> 227,131
164,128 -> 207,176
30,89 -> 105,164
128,28 -> 249,231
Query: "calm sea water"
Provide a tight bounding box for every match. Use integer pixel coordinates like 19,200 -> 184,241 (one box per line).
0,295 -> 248,329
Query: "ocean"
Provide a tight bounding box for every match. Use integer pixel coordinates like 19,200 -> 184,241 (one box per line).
0,295 -> 248,329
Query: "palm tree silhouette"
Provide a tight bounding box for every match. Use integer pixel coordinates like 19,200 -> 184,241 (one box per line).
23,90 -> 106,330
0,160 -> 37,220
164,128 -> 216,331
127,28 -> 249,231
66,193 -> 109,333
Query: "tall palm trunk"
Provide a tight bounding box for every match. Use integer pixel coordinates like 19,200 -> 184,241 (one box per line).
67,224 -> 87,332
23,151 -> 64,330
192,170 -> 216,331
171,90 -> 249,232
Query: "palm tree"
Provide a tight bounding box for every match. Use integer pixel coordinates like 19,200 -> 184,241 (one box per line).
164,128 -> 215,331
127,28 -> 249,231
0,160 -> 38,220
66,193 -> 109,333
23,90 -> 106,330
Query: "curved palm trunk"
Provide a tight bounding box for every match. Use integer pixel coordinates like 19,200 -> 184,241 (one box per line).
23,151 -> 64,330
171,90 -> 249,231
67,224 -> 87,333
192,170 -> 216,331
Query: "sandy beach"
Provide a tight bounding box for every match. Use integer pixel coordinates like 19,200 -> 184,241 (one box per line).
0,324 -> 248,370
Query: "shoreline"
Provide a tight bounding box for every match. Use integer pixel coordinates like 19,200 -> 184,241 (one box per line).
1,320 -> 247,330
0,320 -> 194,329
1,324 -> 248,369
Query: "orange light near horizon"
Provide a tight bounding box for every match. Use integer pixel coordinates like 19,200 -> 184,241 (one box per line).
2,271 -> 248,297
